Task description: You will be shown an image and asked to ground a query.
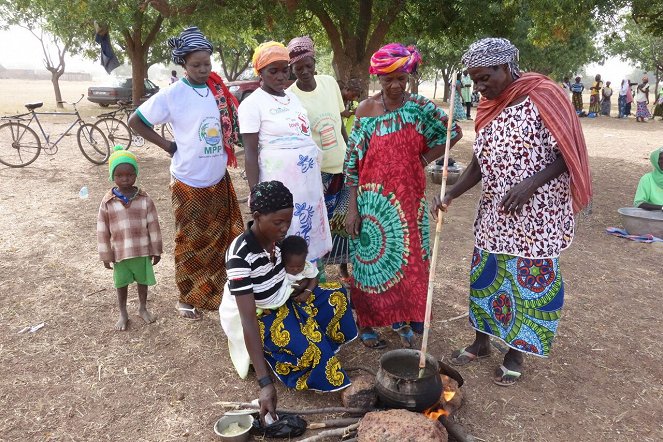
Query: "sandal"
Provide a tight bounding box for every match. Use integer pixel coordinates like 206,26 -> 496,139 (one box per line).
392,323 -> 415,348
493,364 -> 522,387
450,347 -> 490,366
359,330 -> 387,349
176,303 -> 203,321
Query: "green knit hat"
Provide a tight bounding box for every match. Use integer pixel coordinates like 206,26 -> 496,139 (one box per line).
108,145 -> 138,180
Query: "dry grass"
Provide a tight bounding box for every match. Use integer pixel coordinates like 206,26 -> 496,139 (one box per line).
1,79 -> 663,441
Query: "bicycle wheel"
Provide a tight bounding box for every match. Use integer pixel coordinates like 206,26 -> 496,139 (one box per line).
0,122 -> 41,167
77,123 -> 110,165
160,122 -> 174,140
94,117 -> 132,149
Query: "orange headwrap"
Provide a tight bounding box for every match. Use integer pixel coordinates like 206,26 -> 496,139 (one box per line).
252,41 -> 289,75
475,72 -> 592,213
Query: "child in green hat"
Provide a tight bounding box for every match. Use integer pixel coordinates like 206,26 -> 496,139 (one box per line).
97,146 -> 163,330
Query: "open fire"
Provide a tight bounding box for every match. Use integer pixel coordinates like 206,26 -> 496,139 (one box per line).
423,390 -> 456,421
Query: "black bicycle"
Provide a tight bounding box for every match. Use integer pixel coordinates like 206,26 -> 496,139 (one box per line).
93,100 -> 145,149
0,95 -> 110,167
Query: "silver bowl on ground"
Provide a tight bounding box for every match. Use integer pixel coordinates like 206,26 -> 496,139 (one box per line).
618,207 -> 663,237
213,413 -> 254,441
428,163 -> 462,186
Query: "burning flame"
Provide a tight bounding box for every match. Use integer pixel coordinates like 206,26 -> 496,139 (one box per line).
423,405 -> 449,421
423,390 -> 456,421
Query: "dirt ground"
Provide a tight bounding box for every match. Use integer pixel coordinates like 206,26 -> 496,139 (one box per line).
1,80 -> 663,442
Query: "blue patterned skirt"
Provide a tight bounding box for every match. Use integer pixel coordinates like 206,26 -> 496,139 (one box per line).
468,247 -> 564,357
259,282 -> 358,391
321,172 -> 350,264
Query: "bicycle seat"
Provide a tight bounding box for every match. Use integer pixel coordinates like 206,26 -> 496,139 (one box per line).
25,102 -> 43,110
117,100 -> 132,106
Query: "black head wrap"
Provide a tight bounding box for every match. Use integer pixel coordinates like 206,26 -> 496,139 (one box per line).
250,181 -> 294,214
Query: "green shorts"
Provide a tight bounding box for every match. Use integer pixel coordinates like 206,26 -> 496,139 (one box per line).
113,256 -> 156,289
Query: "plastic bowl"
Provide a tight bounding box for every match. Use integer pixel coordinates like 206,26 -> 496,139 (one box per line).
618,207 -> 663,237
213,414 -> 254,442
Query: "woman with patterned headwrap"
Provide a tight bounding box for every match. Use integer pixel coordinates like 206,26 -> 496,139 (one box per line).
433,37 -> 592,386
129,26 -> 244,320
286,36 -> 351,280
219,181 -> 357,424
344,43 -> 462,349
238,41 -> 332,263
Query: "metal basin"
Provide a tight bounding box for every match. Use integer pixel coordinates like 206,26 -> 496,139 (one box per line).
428,164 -> 462,186
618,207 -> 663,237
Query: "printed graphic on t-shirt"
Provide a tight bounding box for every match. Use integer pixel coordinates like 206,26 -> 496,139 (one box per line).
199,117 -> 223,156
288,113 -> 310,137
311,112 -> 338,151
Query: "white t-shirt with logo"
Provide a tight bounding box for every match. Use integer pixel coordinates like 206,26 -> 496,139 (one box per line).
135,78 -> 227,188
288,75 -> 346,174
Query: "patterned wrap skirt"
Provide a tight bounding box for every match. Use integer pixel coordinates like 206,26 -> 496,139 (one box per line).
636,101 -> 652,119
589,94 -> 600,113
259,282 -> 358,391
171,172 -> 244,310
468,247 -> 564,357
572,92 -> 583,112
321,172 -> 350,265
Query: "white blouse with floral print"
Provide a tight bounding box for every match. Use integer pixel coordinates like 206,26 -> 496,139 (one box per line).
473,97 -> 574,259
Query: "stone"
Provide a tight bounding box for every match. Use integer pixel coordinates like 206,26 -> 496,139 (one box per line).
357,409 -> 447,442
440,375 -> 463,414
341,374 -> 378,409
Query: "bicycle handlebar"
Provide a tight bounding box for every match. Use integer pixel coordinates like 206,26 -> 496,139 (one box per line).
57,94 -> 85,107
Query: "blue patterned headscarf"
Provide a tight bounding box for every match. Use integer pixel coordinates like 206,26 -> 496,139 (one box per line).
168,26 -> 213,65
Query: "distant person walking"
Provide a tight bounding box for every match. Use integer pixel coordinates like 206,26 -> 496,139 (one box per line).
635,76 -> 651,123
600,81 -> 612,116
170,70 -> 178,84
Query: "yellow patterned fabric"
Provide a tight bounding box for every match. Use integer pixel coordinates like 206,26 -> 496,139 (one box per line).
259,283 -> 357,392
171,173 -> 244,310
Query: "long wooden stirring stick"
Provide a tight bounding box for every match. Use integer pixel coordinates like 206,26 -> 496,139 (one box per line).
418,84 -> 457,378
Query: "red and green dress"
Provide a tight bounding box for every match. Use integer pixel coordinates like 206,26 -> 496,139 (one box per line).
344,94 -> 458,327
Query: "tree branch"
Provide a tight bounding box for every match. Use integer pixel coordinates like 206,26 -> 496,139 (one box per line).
365,0 -> 406,57
355,0 -> 373,55
146,0 -> 198,17
309,6 -> 344,55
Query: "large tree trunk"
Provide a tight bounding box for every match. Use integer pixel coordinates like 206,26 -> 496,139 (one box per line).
123,12 -> 164,104
441,70 -> 451,102
50,71 -> 64,107
433,70 -> 438,99
292,0 -> 406,100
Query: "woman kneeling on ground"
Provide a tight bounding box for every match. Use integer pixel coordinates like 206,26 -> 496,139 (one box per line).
219,181 -> 358,423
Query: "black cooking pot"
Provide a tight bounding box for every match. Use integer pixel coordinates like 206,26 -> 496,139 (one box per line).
375,349 -> 442,412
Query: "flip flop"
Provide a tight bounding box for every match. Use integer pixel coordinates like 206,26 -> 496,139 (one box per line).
175,303 -> 203,321
392,323 -> 415,348
359,331 -> 387,349
493,364 -> 522,387
450,347 -> 490,366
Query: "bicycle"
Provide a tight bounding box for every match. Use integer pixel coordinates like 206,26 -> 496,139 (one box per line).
0,95 -> 110,168
93,100 -> 145,149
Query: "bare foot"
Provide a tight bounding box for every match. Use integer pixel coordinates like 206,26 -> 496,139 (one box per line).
138,309 -> 156,324
115,315 -> 129,331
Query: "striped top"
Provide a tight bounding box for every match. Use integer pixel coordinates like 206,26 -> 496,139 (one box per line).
225,229 -> 286,299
